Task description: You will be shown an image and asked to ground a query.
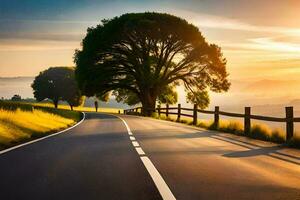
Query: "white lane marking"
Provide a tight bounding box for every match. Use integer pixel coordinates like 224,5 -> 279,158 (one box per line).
130,136 -> 136,141
135,147 -> 145,155
141,156 -> 176,200
0,112 -> 86,155
121,118 -> 133,135
115,115 -> 176,200
132,141 -> 140,147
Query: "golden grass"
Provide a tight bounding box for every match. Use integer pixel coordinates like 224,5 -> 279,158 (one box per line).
33,102 -> 122,113
153,113 -> 286,143
0,108 -> 77,148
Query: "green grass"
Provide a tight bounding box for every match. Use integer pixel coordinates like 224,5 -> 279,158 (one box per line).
0,101 -> 82,150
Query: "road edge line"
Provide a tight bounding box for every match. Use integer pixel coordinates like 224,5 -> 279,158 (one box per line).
0,112 -> 86,155
114,114 -> 176,200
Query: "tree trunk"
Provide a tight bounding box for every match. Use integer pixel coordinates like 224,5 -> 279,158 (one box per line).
141,91 -> 157,116
70,105 -> 73,111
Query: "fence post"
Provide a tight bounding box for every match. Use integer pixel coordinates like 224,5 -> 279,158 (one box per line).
214,106 -> 219,127
177,104 -> 181,122
193,104 -> 197,125
158,105 -> 161,117
244,107 -> 251,135
286,106 -> 294,141
166,104 -> 169,118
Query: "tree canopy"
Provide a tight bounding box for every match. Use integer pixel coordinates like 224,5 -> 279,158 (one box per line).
11,94 -> 21,101
32,67 -> 84,109
75,12 -> 230,115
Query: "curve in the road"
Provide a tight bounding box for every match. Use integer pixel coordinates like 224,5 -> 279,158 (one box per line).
0,112 -> 86,155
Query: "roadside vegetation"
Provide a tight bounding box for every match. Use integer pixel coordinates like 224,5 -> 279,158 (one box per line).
0,101 -> 82,150
152,114 -> 292,145
33,102 -> 122,113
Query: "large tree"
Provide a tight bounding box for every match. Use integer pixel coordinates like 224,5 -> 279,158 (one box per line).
32,67 -> 84,109
75,12 -> 230,115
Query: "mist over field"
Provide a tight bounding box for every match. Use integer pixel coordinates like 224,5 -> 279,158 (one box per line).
2,76 -> 300,112
0,77 -> 129,109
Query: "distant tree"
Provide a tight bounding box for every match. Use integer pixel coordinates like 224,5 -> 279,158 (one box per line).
32,67 -> 84,109
11,94 -> 21,101
186,90 -> 210,109
112,85 -> 177,106
63,93 -> 85,110
96,92 -> 110,102
157,85 -> 178,105
60,70 -> 85,110
112,89 -> 141,106
75,12 -> 230,115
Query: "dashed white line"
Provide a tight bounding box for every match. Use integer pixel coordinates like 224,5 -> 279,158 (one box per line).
129,136 -> 136,141
115,115 -> 176,200
132,141 -> 140,147
135,147 -> 145,155
141,156 -> 176,200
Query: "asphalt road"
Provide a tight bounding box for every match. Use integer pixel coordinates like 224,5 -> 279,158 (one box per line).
1,112 -> 300,200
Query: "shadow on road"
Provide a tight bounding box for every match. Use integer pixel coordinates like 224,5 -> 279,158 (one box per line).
132,123 -> 300,166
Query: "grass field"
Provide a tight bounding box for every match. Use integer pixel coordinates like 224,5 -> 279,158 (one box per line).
33,102 -> 122,113
0,101 -> 82,150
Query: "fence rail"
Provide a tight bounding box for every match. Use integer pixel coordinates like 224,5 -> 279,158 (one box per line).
124,104 -> 300,141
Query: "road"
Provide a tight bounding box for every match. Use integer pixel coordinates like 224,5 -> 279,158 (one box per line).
1,112 -> 300,200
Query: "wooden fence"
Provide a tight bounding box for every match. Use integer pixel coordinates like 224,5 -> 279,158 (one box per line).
124,104 -> 300,141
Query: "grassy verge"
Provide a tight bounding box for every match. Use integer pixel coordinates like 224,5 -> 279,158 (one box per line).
151,113 -> 292,145
286,137 -> 300,148
0,101 -> 82,150
33,102 -> 122,113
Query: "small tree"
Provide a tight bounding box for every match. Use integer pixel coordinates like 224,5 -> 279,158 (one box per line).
61,70 -> 85,110
157,85 -> 178,105
32,67 -> 83,109
112,85 -> 177,106
11,94 -> 21,101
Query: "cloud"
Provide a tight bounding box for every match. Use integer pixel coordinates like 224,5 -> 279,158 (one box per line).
0,39 -> 79,51
0,32 -> 84,42
165,8 -> 300,36
0,18 -> 99,25
249,37 -> 300,52
222,39 -> 300,53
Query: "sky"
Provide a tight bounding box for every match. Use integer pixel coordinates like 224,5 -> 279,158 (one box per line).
1,0 -> 300,106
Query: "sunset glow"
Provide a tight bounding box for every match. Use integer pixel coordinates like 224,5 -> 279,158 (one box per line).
1,0 -> 300,105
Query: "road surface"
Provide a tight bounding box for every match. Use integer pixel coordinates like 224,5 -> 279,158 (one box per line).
1,112 -> 300,200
